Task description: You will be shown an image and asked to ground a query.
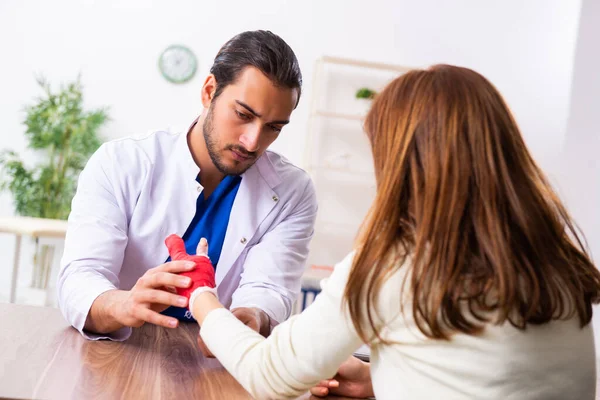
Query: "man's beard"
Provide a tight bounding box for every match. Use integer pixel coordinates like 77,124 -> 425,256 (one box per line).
203,104 -> 257,176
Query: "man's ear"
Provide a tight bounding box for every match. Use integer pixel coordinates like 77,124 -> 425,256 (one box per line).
201,74 -> 217,108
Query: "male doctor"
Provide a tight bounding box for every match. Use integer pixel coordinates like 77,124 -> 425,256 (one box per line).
57,30 -> 317,346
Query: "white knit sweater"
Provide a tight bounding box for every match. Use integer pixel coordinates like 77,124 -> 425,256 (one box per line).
201,252 -> 596,399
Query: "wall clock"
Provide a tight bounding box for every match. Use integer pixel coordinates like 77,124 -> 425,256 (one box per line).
158,44 -> 198,84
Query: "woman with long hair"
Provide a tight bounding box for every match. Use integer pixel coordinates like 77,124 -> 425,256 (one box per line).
182,64 -> 600,399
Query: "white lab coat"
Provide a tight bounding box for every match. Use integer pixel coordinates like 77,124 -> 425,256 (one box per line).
57,128 -> 318,340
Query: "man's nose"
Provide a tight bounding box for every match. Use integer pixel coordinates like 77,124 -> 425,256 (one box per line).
238,125 -> 261,153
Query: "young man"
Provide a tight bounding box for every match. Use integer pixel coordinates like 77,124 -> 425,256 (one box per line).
57,30 -> 317,347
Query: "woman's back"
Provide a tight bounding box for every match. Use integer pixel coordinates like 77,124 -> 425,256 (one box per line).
369,258 -> 596,399
342,64 -> 600,399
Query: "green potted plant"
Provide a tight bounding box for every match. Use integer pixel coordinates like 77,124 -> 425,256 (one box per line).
355,87 -> 377,100
0,76 -> 109,289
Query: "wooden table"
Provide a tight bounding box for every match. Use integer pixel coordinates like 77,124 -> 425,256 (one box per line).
0,303 -> 252,399
0,303 -> 359,400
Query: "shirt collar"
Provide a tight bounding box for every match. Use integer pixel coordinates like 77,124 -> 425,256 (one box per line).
175,118 -> 202,181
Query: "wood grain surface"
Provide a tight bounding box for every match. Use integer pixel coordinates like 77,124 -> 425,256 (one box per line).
0,303 -> 252,399
0,303 -> 369,400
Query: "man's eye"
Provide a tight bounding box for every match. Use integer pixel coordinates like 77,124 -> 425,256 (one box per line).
236,110 -> 251,120
269,125 -> 282,133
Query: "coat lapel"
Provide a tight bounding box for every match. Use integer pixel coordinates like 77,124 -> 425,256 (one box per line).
215,154 -> 281,283
152,131 -> 201,265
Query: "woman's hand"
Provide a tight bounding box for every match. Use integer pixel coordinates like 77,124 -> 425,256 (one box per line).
164,234 -> 216,300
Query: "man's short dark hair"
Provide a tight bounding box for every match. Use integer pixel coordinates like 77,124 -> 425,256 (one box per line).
210,30 -> 302,107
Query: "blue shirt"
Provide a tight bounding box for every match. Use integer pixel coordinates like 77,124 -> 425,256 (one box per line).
162,174 -> 242,320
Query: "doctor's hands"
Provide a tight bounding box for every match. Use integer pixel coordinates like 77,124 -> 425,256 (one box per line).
114,259 -> 197,329
309,355 -> 373,399
166,236 -> 270,358
84,258 -> 198,334
115,235 -> 214,330
85,237 -> 213,334
231,307 -> 271,336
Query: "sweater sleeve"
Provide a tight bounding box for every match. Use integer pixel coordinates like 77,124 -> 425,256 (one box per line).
200,251 -> 364,399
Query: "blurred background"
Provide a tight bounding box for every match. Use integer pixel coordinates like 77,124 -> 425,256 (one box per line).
0,0 -> 597,356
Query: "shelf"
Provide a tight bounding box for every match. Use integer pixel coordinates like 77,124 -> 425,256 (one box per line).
313,110 -> 364,121
310,168 -> 377,188
306,164 -> 374,177
320,55 -> 413,73
304,54 -> 404,271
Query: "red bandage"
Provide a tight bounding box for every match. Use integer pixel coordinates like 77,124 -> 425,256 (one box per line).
165,234 -> 216,300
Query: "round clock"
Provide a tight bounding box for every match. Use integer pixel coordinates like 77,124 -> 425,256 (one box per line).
158,44 -> 198,84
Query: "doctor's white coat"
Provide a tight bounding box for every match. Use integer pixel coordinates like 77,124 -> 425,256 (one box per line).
57,129 -> 318,340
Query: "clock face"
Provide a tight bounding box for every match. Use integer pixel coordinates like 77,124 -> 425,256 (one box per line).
158,45 -> 198,84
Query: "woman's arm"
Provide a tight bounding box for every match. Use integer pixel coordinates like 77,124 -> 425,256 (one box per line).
191,252 -> 365,400
198,305 -> 376,399
191,291 -> 224,320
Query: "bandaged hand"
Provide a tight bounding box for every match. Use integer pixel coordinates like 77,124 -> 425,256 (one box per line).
164,234 -> 217,307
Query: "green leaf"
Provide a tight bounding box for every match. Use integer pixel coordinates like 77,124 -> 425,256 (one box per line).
356,88 -> 377,100
0,76 -> 109,219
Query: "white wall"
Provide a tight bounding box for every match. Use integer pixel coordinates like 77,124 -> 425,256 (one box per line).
556,0 -> 600,352
560,0 -> 600,262
0,0 -> 583,299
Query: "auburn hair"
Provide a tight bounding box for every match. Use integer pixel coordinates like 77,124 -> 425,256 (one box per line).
344,65 -> 600,341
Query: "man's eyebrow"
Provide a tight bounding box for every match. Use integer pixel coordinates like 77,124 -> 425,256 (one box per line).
236,100 -> 290,125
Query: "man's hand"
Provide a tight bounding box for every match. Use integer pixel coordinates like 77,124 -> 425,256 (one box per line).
310,355 -> 373,398
231,307 -> 271,336
197,307 -> 271,358
117,260 -> 197,327
85,260 -> 196,333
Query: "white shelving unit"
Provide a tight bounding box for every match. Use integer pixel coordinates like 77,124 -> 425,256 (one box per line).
303,56 -> 411,274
